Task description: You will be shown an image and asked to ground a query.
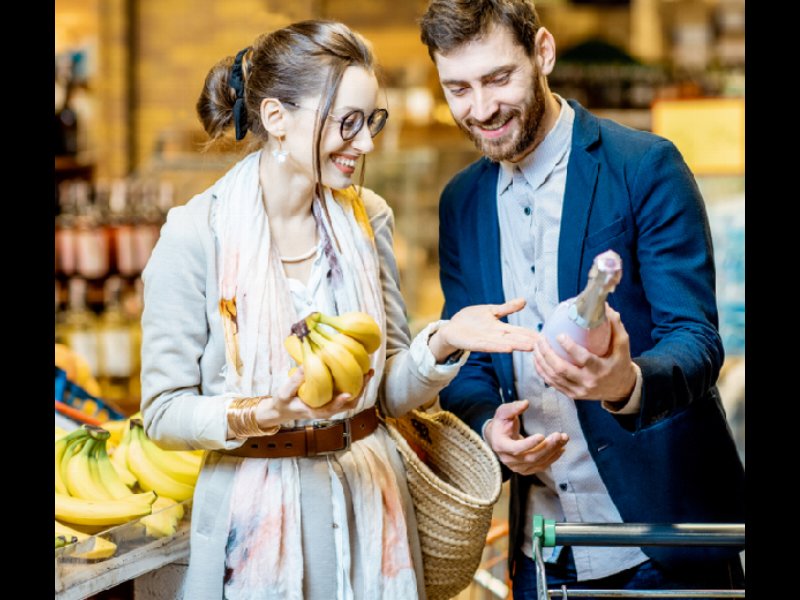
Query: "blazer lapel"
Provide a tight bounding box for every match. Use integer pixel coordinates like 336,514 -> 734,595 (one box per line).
474,160 -> 515,397
475,160 -> 505,306
559,102 -> 601,301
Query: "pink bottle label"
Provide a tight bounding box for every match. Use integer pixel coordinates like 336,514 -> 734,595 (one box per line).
541,301 -> 610,365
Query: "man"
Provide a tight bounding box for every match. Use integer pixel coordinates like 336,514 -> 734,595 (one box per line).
419,1 -> 745,597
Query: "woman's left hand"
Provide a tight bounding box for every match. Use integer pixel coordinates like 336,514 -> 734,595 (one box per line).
428,297 -> 538,362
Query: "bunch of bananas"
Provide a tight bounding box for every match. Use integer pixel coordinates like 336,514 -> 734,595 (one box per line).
55,420 -> 203,553
55,426 -> 158,544
123,419 -> 200,503
111,419 -> 200,538
284,311 -> 381,408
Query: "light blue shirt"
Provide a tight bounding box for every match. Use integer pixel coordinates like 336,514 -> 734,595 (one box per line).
496,96 -> 648,580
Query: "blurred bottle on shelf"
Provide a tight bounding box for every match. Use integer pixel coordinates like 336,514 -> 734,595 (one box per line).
133,180 -> 163,274
55,80 -> 79,157
73,181 -> 109,280
157,180 -> 175,220
97,276 -> 134,407
59,277 -> 100,378
55,182 -> 78,277
108,179 -> 138,278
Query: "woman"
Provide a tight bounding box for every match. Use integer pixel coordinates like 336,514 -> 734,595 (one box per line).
141,20 -> 535,600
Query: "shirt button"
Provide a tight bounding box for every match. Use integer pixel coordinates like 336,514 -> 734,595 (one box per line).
523,206 -> 532,216
544,382 -> 550,388
536,323 -> 543,331
559,482 -> 568,491
530,265 -> 536,274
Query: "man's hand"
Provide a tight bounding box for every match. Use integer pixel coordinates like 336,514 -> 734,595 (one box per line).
485,400 -> 569,476
534,306 -> 637,401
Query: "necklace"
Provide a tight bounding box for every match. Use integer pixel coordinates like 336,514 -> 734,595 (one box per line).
279,244 -> 318,263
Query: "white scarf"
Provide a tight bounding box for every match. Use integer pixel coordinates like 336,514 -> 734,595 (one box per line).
210,151 -> 418,599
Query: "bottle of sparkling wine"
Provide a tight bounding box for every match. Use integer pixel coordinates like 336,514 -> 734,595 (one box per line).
541,249 -> 622,363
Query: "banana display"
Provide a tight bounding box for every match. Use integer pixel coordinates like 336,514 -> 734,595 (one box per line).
55,420 -> 204,558
285,311 -> 381,407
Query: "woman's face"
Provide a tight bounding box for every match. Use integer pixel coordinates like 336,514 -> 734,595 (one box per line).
283,66 -> 384,190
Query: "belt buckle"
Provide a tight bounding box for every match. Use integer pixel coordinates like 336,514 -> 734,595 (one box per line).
313,418 -> 352,454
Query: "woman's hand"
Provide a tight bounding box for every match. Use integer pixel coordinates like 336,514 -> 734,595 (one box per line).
255,368 -> 374,429
428,297 -> 538,363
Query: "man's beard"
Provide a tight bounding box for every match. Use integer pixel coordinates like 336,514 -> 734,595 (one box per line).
456,77 -> 546,162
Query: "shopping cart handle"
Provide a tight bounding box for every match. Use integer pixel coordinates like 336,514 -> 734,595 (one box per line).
532,516 -> 745,547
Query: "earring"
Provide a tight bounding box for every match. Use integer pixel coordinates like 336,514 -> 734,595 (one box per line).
272,137 -> 288,164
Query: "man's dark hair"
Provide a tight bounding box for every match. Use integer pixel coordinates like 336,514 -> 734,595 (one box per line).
420,0 -> 542,60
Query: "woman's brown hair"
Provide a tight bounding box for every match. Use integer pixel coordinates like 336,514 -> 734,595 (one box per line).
196,20 -> 377,200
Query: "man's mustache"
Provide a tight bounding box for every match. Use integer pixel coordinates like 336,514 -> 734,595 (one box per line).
464,108 -> 519,130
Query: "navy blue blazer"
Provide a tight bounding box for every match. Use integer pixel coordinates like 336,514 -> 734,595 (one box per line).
438,100 -> 745,570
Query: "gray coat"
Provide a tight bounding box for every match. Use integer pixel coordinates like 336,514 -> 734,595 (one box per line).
140,186 -> 464,598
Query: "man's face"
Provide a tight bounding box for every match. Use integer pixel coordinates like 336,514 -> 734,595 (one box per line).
435,25 -> 546,162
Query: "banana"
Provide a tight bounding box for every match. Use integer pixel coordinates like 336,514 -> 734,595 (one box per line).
109,428 -> 138,488
284,334 -> 304,364
55,520 -> 117,559
56,428 -> 90,495
307,329 -> 364,398
60,436 -> 87,494
141,496 -> 184,538
297,336 -> 334,407
55,426 -> 69,441
313,311 -> 382,353
55,491 -> 156,527
313,323 -> 372,374
87,440 -> 119,502
65,438 -> 114,501
92,438 -> 136,499
100,419 -> 128,449
126,424 -> 196,502
139,435 -> 201,486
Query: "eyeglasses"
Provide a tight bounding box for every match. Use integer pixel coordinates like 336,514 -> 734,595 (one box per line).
283,101 -> 389,142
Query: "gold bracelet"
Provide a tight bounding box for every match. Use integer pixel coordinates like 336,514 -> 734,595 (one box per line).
227,396 -> 281,439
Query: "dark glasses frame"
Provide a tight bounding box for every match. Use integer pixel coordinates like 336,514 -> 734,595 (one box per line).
283,101 -> 389,142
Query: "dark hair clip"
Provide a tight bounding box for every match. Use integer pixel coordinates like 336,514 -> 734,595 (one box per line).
230,47 -> 251,141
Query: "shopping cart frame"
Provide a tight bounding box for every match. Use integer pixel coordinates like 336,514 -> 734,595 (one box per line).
531,516 -> 745,599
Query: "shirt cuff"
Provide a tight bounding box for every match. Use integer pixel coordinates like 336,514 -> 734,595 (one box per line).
601,362 -> 642,415
481,418 -> 493,443
410,319 -> 471,382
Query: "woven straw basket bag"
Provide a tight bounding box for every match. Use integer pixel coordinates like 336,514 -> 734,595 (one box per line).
385,409 -> 502,600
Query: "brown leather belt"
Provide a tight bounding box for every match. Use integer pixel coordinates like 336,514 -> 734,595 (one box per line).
219,406 -> 380,459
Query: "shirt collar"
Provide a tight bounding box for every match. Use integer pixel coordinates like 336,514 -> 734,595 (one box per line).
498,94 -> 574,196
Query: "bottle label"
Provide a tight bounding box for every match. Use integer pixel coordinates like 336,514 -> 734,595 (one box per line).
133,225 -> 160,272
76,229 -> 109,279
56,229 -> 77,275
115,225 -> 137,276
100,328 -> 132,377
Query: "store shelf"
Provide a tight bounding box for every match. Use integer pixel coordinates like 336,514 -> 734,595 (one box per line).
55,501 -> 191,600
593,108 -> 652,131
